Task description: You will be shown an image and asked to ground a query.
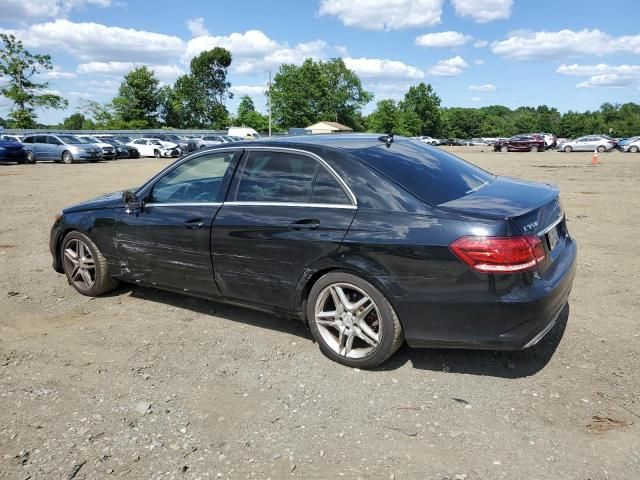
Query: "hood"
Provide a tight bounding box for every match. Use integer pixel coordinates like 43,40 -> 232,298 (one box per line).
63,190 -> 127,213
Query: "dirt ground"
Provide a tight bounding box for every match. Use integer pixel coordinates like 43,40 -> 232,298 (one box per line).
1,147 -> 639,480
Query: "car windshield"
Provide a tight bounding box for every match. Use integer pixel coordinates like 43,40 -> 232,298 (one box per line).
355,139 -> 494,206
58,135 -> 82,144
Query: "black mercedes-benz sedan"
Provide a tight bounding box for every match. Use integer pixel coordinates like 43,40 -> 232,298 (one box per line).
50,135 -> 577,368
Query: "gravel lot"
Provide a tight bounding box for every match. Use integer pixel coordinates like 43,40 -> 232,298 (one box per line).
1,147 -> 639,479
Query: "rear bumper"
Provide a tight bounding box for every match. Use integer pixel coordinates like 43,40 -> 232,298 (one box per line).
396,237 -> 577,350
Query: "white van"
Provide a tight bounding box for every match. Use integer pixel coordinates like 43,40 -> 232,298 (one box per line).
228,127 -> 260,140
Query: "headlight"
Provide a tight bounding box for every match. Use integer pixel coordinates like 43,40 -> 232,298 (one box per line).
69,146 -> 82,153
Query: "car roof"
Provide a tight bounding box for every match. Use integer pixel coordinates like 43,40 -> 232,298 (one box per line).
247,133 -> 389,150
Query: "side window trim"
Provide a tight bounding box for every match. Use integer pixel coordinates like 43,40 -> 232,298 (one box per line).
226,147 -> 356,207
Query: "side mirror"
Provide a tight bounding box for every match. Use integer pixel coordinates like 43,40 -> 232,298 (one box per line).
123,190 -> 142,213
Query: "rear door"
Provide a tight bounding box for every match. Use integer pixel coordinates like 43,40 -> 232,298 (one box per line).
212,147 -> 357,311
32,135 -> 48,159
115,149 -> 241,297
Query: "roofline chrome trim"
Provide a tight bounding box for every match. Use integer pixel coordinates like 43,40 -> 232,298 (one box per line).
538,214 -> 564,236
224,201 -> 356,210
145,202 -> 222,208
243,146 -> 358,207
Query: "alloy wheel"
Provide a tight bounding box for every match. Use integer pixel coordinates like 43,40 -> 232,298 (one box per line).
314,283 -> 382,359
63,239 -> 96,290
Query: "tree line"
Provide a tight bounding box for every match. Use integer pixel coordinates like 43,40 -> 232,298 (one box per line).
2,33 -> 639,138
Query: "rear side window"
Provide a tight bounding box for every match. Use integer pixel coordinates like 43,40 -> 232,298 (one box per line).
354,140 -> 494,206
233,151 -> 317,203
310,167 -> 350,205
34,135 -> 47,143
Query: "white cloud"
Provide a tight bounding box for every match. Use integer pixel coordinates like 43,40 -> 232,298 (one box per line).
474,59 -> 485,65
556,64 -> 640,89
470,97 -> 482,102
452,0 -> 513,23
492,29 -> 640,61
318,0 -> 443,30
344,57 -> 424,81
1,20 -> 185,63
427,56 -> 468,76
230,85 -> 267,96
41,66 -> 77,79
186,17 -> 209,38
415,31 -> 472,48
474,40 -> 488,48
577,75 -> 635,88
184,30 -> 328,75
365,81 -> 416,102
0,0 -> 115,22
468,83 -> 495,91
556,63 -> 640,77
77,61 -> 184,81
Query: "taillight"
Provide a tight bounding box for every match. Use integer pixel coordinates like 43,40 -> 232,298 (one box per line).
450,235 -> 546,273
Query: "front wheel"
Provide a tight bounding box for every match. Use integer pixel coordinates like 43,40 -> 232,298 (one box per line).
307,272 -> 403,368
500,145 -> 508,153
530,145 -> 539,152
25,151 -> 36,163
629,145 -> 639,153
62,151 -> 73,164
597,145 -> 606,153
61,231 -> 119,296
564,145 -> 573,153
154,149 -> 161,158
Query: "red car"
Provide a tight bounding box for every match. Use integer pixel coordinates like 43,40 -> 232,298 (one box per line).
494,135 -> 546,152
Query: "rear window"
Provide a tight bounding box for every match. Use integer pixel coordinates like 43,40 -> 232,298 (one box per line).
354,140 -> 494,206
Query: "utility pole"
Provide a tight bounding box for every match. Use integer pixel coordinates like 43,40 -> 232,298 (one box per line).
268,71 -> 272,137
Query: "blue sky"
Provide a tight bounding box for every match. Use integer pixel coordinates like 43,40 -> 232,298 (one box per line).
1,0 -> 639,124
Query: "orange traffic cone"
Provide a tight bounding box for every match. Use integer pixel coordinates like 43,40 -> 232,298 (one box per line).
592,150 -> 599,165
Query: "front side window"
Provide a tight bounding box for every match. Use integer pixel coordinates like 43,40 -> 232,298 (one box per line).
150,151 -> 238,203
22,136 -> 34,144
233,151 -> 318,203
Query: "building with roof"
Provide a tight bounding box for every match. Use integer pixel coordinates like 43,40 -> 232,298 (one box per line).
305,121 -> 354,135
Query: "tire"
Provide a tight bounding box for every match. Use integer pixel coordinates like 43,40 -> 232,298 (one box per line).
500,145 -> 508,153
564,145 -> 573,153
306,271 -> 403,369
25,150 -> 36,163
630,145 -> 639,153
62,151 -> 74,164
154,149 -> 161,158
61,231 -> 119,297
597,145 -> 606,153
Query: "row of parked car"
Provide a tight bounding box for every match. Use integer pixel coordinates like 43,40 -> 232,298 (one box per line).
0,132 -> 248,164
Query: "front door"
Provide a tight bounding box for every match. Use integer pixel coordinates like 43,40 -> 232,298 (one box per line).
212,148 -> 357,311
116,149 -> 240,297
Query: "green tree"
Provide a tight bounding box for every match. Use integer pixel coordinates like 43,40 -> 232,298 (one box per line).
162,48 -> 232,128
0,33 -> 68,128
400,82 -> 441,136
365,99 -> 421,136
235,95 -> 269,132
62,112 -> 87,130
112,66 -> 162,127
270,58 -> 372,130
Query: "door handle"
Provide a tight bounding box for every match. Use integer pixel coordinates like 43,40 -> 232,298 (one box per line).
184,219 -> 205,229
288,219 -> 321,231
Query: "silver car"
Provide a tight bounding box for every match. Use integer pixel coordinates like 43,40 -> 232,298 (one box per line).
21,134 -> 103,163
559,136 -> 615,153
195,135 -> 230,148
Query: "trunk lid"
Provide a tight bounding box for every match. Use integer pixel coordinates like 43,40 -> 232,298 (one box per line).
438,176 -> 567,273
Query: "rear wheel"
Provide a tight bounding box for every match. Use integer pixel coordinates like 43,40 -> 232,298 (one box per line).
630,145 -> 639,153
530,145 -> 539,153
61,231 -> 119,296
307,272 -> 403,369
62,151 -> 74,164
564,145 -> 573,153
25,151 -> 36,163
597,145 -> 606,153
